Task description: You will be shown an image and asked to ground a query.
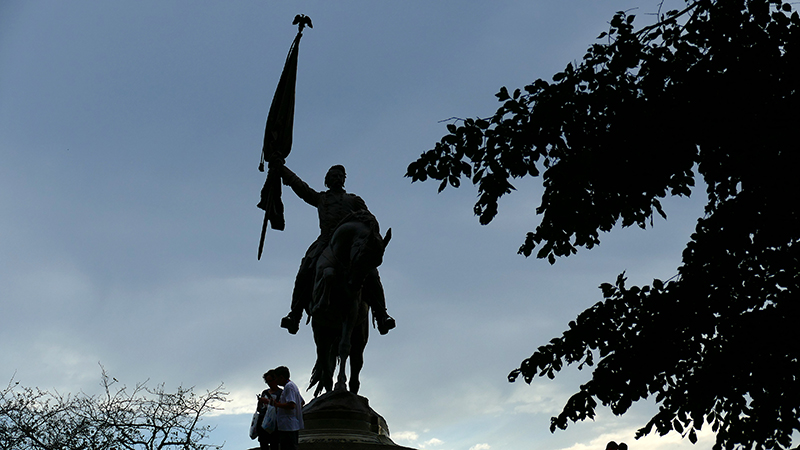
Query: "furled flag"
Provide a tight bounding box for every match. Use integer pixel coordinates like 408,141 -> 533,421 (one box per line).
256,15 -> 312,260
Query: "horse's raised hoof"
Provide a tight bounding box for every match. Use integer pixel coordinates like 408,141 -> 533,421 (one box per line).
281,315 -> 300,335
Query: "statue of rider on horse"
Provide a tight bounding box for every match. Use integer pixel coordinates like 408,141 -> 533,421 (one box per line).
266,159 -> 395,396
272,162 -> 396,337
255,18 -> 394,398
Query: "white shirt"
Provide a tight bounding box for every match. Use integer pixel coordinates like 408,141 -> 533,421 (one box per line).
276,380 -> 304,431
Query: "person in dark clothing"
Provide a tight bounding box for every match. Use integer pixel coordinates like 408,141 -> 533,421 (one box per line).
256,370 -> 282,450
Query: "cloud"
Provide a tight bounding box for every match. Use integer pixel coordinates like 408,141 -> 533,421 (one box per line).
469,444 -> 490,450
393,431 -> 419,442
213,387 -> 260,416
555,426 -> 716,450
508,378 -> 569,416
394,431 -> 445,449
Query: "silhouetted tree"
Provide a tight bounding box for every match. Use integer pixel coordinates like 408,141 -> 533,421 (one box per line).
407,1 -> 799,449
0,368 -> 227,450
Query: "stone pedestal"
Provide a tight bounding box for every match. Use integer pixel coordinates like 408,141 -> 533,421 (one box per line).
247,390 -> 416,450
298,390 -> 417,450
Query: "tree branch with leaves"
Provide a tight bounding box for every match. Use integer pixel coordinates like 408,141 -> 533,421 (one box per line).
407,1 -> 800,449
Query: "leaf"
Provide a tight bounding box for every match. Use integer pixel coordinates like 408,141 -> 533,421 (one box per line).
496,86 -> 510,101
653,279 -> 664,290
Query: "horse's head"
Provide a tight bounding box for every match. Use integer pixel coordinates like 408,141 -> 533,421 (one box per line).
349,226 -> 390,280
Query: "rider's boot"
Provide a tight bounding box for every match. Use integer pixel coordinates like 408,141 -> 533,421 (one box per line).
363,270 -> 395,335
280,309 -> 302,335
283,265 -> 312,335
374,310 -> 396,335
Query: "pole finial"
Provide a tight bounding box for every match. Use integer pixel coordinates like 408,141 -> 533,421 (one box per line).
292,14 -> 313,33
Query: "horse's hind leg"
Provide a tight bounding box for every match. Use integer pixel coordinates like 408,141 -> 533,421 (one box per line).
334,322 -> 353,391
318,345 -> 335,396
348,350 -> 362,395
349,322 -> 368,395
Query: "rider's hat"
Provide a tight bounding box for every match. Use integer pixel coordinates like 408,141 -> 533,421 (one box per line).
328,165 -> 346,176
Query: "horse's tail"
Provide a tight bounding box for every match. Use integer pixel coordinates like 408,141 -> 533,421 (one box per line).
307,361 -> 323,393
307,354 -> 337,396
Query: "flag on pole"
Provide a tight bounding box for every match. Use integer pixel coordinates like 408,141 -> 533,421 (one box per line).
257,19 -> 308,260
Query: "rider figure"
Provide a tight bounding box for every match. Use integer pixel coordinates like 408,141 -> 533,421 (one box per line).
272,161 -> 396,335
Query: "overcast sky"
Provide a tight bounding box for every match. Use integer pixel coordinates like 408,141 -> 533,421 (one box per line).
2,2 -> 718,449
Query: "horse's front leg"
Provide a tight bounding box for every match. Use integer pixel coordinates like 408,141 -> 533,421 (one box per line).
334,320 -> 354,391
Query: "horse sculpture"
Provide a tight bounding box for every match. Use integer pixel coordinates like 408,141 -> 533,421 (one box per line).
307,210 -> 391,397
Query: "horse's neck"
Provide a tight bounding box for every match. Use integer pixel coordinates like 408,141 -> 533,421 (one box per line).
331,223 -> 359,263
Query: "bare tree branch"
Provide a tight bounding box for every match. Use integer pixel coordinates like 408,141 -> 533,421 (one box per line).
0,369 -> 227,450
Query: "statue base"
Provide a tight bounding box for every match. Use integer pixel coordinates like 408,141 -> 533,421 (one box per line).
298,390 -> 417,450
247,390 -> 416,450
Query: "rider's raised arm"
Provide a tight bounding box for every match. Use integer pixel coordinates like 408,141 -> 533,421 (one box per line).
280,165 -> 320,207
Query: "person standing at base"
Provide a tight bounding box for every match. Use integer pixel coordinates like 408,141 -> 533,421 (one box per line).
272,365 -> 304,450
257,370 -> 282,450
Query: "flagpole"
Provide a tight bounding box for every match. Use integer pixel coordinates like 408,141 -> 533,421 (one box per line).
256,15 -> 312,260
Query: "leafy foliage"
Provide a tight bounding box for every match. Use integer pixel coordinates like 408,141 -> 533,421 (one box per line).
0,368 -> 227,450
407,1 -> 800,449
